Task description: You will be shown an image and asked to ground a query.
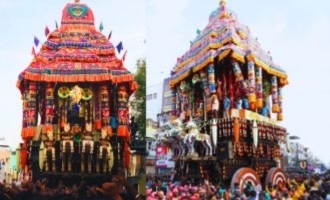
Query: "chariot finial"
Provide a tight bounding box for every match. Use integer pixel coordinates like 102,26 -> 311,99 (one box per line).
219,0 -> 226,7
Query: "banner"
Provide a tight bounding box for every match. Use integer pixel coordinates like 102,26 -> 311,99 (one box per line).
155,145 -> 174,168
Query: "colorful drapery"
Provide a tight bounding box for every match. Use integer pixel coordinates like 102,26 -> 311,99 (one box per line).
208,65 -> 216,93
232,61 -> 248,95
271,76 -> 279,113
247,61 -> 256,109
255,66 -> 263,109
100,85 -> 112,135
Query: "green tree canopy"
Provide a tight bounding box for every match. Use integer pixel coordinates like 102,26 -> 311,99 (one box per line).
131,58 -> 146,140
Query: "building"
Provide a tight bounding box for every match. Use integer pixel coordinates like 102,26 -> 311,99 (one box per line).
281,141 -> 308,170
10,150 -> 17,182
0,145 -> 11,182
147,82 -> 163,121
146,119 -> 157,174
146,78 -> 174,174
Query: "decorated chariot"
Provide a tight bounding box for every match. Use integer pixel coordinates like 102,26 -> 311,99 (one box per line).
156,0 -> 291,191
16,0 -> 137,184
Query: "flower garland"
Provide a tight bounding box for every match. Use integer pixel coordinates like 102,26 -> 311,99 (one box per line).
117,85 -> 129,138
45,83 -> 54,127
100,85 -> 111,136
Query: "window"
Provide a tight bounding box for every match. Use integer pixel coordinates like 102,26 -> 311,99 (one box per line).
147,94 -> 153,100
153,93 -> 157,99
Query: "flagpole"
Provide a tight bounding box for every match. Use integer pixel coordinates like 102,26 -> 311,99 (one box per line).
122,50 -> 127,61
107,30 -> 112,40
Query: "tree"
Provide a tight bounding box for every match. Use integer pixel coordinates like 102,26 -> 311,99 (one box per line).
130,58 -> 146,140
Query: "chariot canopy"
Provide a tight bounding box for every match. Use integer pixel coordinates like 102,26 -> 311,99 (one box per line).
170,0 -> 288,89
17,1 -> 137,94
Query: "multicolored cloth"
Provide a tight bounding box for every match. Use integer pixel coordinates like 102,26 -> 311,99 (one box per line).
17,2 -> 137,93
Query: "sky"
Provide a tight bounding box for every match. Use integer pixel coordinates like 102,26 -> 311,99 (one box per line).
147,0 -> 330,164
0,0 -> 146,149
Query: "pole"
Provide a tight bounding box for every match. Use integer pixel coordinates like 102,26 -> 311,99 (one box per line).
296,142 -> 299,169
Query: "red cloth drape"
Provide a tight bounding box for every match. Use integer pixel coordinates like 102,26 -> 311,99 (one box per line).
124,142 -> 130,170
21,141 -> 27,170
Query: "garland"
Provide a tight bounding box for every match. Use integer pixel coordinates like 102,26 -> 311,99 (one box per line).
117,85 -> 129,138
271,76 -> 279,113
45,83 -> 55,130
22,81 -> 37,139
247,61 -> 256,109
100,85 -> 111,135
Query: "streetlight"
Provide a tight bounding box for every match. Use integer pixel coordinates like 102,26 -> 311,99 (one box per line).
288,134 -> 300,169
289,135 -> 300,140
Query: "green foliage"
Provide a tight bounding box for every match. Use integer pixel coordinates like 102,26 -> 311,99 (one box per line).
263,80 -> 271,99
131,58 -> 146,140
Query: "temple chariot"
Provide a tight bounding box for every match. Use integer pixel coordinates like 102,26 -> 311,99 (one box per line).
16,0 -> 137,185
156,0 -> 291,190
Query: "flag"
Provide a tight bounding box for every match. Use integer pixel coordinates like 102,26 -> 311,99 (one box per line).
34,36 -> 40,47
122,50 -> 127,61
99,22 -> 104,32
177,56 -> 183,63
55,21 -> 58,29
31,47 -> 36,55
116,41 -> 123,54
45,26 -> 50,36
196,29 -> 201,35
107,30 -> 112,40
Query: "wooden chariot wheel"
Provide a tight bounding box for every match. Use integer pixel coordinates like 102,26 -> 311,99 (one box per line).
265,167 -> 287,187
230,167 -> 261,192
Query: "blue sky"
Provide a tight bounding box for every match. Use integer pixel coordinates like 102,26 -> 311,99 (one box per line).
147,0 -> 330,164
0,0 -> 146,149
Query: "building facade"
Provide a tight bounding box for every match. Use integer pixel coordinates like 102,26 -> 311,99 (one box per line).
147,83 -> 163,121
0,145 -> 11,182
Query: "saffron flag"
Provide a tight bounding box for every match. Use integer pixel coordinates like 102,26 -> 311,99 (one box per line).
107,30 -> 112,40
122,50 -> 127,61
45,26 -> 50,36
99,22 -> 104,32
34,36 -> 40,47
31,47 -> 36,55
116,41 -> 123,54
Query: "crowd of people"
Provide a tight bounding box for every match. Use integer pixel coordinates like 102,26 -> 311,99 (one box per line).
0,170 -> 145,200
3,171 -> 330,199
146,172 -> 330,199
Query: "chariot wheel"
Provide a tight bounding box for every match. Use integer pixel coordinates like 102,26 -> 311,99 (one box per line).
265,167 -> 287,187
230,167 -> 261,192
